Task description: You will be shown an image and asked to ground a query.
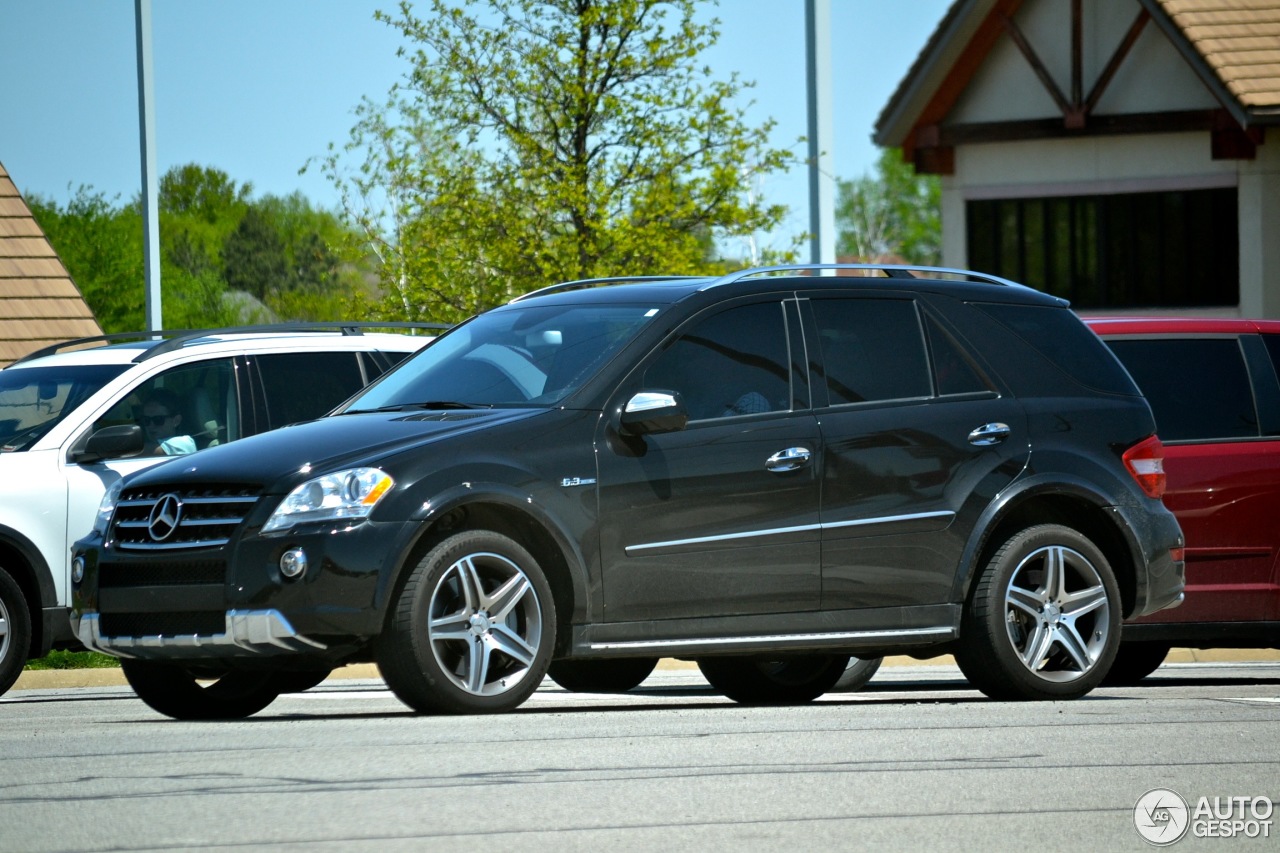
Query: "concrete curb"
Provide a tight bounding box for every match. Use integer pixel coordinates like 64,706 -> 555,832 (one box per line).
13,648 -> 1280,692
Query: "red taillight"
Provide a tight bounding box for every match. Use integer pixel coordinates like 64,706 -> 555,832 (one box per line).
1123,434 -> 1166,499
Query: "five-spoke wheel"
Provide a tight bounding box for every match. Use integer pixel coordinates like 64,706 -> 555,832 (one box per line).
377,530 -> 555,714
956,524 -> 1120,700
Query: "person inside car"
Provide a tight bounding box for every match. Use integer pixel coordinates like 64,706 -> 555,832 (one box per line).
140,388 -> 196,456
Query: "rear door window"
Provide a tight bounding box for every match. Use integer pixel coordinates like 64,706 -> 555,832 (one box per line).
809,297 -> 931,405
252,351 -> 367,430
1104,338 -> 1258,441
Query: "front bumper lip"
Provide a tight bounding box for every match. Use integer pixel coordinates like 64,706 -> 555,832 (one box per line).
74,609 -> 327,659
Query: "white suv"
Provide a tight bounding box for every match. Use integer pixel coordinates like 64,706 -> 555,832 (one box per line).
0,325 -> 435,695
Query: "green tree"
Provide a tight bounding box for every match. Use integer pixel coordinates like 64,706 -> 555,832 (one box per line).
314,0 -> 793,323
223,206 -> 288,301
836,148 -> 941,265
28,188 -> 145,333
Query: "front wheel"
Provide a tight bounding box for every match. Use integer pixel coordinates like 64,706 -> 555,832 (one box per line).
120,660 -> 281,719
376,530 -> 556,714
955,524 -> 1121,701
0,569 -> 33,697
547,657 -> 659,693
696,654 -> 846,705
1102,642 -> 1170,686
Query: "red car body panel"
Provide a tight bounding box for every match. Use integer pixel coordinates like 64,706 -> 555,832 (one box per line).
1086,317 -> 1280,636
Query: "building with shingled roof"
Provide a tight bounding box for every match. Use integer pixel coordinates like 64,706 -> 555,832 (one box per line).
875,0 -> 1280,316
0,160 -> 101,366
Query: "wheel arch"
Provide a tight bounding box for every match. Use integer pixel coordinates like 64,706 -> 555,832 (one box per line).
957,481 -> 1141,618
385,485 -> 589,656
0,525 -> 56,658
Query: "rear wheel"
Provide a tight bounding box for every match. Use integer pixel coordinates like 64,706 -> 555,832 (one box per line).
696,654 -> 845,705
0,569 -> 32,698
1102,642 -> 1171,686
547,657 -> 659,693
120,660 -> 281,720
831,656 -> 883,692
956,524 -> 1120,701
376,530 -> 555,714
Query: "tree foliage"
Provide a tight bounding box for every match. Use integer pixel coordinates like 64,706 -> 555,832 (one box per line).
29,165 -> 373,333
314,0 -> 793,324
835,148 -> 941,265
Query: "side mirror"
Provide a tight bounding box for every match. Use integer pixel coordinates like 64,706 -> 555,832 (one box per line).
70,424 -> 146,464
619,391 -> 687,436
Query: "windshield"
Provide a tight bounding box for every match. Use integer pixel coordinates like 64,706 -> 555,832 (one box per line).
349,303 -> 661,410
0,364 -> 130,452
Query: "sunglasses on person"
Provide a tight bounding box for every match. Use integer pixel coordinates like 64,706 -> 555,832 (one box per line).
142,413 -> 174,426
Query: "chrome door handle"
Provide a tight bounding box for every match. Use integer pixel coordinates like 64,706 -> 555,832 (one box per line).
766,446 -> 812,472
968,422 -> 1011,446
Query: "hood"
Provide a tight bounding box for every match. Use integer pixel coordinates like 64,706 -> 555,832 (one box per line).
127,408 -> 543,493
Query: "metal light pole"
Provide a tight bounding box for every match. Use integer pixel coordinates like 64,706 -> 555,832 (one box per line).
135,0 -> 162,331
805,0 -> 836,265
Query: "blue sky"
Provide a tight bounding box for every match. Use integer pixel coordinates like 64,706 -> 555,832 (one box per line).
0,0 -> 950,251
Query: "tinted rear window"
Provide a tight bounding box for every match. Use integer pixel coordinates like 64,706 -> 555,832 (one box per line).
977,303 -> 1138,395
1104,338 -> 1258,441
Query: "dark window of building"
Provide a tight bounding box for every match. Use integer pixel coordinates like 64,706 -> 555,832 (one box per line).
1104,338 -> 1258,441
967,188 -> 1237,309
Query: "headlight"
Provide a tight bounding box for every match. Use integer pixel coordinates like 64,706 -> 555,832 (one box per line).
93,480 -> 123,535
261,467 -> 394,533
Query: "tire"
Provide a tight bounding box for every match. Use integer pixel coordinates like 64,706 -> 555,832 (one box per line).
831,655 -> 884,692
1102,642 -> 1170,686
272,668 -> 334,693
120,660 -> 281,720
956,524 -> 1121,701
0,569 -> 33,698
547,657 -> 659,692
376,530 -> 556,714
696,654 -> 846,705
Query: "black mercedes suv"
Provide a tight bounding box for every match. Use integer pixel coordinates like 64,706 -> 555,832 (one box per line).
70,265 -> 1185,718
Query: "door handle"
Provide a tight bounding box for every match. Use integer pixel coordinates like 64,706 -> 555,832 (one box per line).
968,422 -> 1011,446
766,446 -> 812,472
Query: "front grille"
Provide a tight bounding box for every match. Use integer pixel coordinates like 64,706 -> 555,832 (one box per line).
99,611 -> 226,638
111,483 -> 262,552
98,559 -> 226,589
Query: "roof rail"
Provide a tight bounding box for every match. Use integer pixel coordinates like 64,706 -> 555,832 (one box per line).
10,321 -> 451,367
510,275 -> 707,303
703,263 -> 1035,291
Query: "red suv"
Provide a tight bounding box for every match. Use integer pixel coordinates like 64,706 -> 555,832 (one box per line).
1086,317 -> 1280,683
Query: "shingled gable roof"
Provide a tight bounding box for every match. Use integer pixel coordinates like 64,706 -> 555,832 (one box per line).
874,0 -> 1280,155
0,160 -> 102,367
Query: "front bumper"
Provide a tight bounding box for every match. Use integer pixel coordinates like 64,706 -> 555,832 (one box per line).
74,609 -> 325,659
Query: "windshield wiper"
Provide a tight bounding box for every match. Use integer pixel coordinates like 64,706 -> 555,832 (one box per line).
345,401 -> 491,414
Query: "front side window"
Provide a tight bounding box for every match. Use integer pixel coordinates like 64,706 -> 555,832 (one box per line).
95,360 -> 238,455
811,298 -> 931,405
643,302 -> 791,421
0,364 -> 129,452
350,303 -> 661,410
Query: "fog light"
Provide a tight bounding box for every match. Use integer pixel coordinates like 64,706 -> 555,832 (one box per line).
279,547 -> 308,580
71,556 -> 86,584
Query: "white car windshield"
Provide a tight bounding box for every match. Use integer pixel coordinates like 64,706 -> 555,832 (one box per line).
0,364 -> 130,451
348,303 -> 661,410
